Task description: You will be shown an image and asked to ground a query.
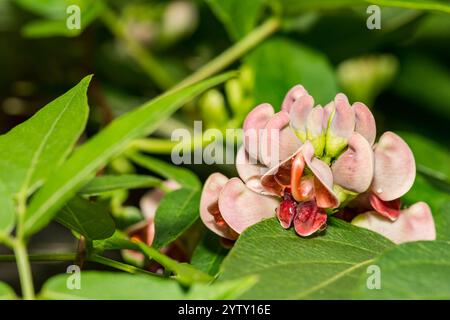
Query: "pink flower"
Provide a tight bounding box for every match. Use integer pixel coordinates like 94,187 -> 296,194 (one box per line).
200,85 -> 436,243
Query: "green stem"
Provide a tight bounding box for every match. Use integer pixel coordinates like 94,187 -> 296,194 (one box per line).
0,253 -> 76,262
89,254 -> 156,276
174,17 -> 280,90
13,240 -> 35,300
100,4 -> 176,89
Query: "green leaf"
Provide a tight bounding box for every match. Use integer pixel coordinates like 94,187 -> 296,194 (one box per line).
15,0 -> 104,38
129,153 -> 200,190
93,230 -> 139,252
399,131 -> 450,184
434,202 -> 450,241
246,37 -> 338,109
56,196 -> 115,240
367,0 -> 450,14
152,188 -> 201,249
39,271 -> 255,300
206,0 -> 265,40
219,218 -> 393,299
0,282 -> 16,300
274,0 -> 450,14
274,0 -> 364,13
0,182 -> 14,235
79,174 -> 162,196
191,231 -> 229,276
352,240 -> 450,299
23,72 -> 234,237
0,75 -> 91,198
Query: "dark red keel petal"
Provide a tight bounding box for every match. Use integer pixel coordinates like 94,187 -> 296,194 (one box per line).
293,200 -> 328,236
369,193 -> 401,221
277,191 -> 296,228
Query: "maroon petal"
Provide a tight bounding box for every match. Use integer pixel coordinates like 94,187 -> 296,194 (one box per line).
293,200 -> 328,236
281,84 -> 307,112
277,192 -> 297,229
369,193 -> 401,221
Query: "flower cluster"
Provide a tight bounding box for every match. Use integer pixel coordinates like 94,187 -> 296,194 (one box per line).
200,85 -> 436,244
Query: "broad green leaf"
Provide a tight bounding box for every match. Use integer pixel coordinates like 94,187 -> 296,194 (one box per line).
191,231 -> 229,276
0,182 -> 14,235
219,218 -> 393,299
399,131 -> 450,184
24,72 -> 234,237
0,281 -> 16,300
353,241 -> 450,299
274,0 -> 450,14
152,188 -> 201,249
39,271 -> 255,300
246,37 -> 338,109
0,75 -> 91,198
56,196 -> 115,240
206,0 -> 265,40
274,0 -> 363,13
79,174 -> 162,196
129,153 -> 200,190
15,0 -> 104,38
434,202 -> 450,241
367,0 -> 450,14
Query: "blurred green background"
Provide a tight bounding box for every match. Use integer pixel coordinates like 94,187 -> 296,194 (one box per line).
0,0 -> 449,290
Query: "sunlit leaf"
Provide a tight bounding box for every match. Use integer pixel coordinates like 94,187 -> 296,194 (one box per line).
352,240 -> 450,299
24,72 -> 234,237
79,174 -> 162,196
219,218 -> 393,299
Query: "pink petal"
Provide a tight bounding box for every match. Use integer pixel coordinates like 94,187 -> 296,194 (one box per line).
289,94 -> 314,141
325,93 -> 355,156
353,102 -> 376,145
218,178 -> 279,234
200,173 -> 238,240
126,220 -> 155,247
294,200 -> 328,236
306,106 -> 326,156
260,111 -> 301,168
243,103 -> 274,161
371,131 -> 416,201
236,146 -> 268,193
369,193 -> 400,221
281,84 -> 307,112
352,202 -> 436,244
331,132 -> 374,193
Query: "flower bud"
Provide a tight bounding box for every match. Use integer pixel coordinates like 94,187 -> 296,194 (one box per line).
199,89 -> 228,128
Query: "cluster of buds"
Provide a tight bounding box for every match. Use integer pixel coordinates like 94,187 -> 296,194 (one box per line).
200,85 -> 436,244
